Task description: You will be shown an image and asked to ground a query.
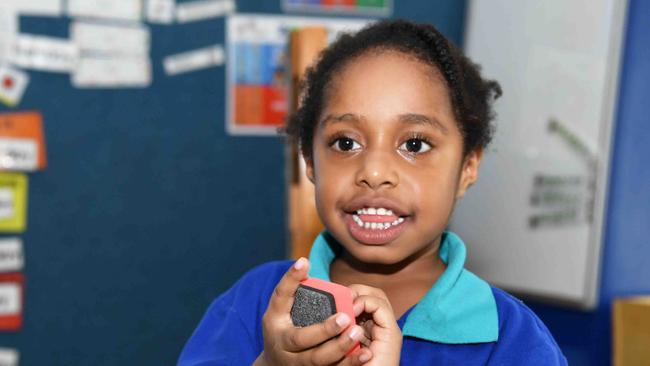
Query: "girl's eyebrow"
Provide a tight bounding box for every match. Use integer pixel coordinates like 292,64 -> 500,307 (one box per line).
319,113 -> 363,127
398,113 -> 449,135
319,112 -> 448,135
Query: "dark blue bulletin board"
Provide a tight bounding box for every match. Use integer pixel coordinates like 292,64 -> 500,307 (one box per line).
0,1 -> 466,364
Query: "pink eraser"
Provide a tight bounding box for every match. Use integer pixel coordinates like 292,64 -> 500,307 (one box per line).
291,277 -> 361,355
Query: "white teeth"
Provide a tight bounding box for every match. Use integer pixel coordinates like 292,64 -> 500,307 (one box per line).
356,207 -> 398,216
353,213 -> 407,231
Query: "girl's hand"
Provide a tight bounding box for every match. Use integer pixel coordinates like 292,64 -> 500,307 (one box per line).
349,284 -> 403,366
253,258 -> 373,366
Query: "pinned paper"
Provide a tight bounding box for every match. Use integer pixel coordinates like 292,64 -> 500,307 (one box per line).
0,273 -> 23,331
0,238 -> 23,273
0,173 -> 27,233
67,0 -> 143,22
176,0 -> 235,23
164,45 -> 224,75
0,7 -> 17,63
72,57 -> 152,88
11,0 -> 63,17
0,111 -> 47,171
71,21 -> 150,57
0,66 -> 29,107
0,348 -> 18,366
146,0 -> 175,24
9,34 -> 79,73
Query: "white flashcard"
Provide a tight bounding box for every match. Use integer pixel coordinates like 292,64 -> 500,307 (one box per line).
0,189 -> 14,220
67,0 -> 143,22
71,21 -> 150,57
0,66 -> 29,107
0,6 -> 17,34
9,34 -> 79,73
0,348 -> 18,366
163,45 -> 224,75
72,56 -> 151,88
146,0 -> 175,24
0,7 -> 17,63
0,138 -> 38,171
0,238 -> 23,273
176,0 -> 235,23
11,0 -> 63,16
0,284 -> 20,316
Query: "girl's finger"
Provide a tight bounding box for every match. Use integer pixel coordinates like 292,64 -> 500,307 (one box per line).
282,312 -> 351,351
339,347 -> 373,366
348,284 -> 389,301
267,258 -> 310,315
299,325 -> 366,365
353,295 -> 396,329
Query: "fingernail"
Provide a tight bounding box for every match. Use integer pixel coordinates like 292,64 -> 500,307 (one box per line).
349,326 -> 362,340
335,313 -> 350,327
294,257 -> 306,270
359,352 -> 371,363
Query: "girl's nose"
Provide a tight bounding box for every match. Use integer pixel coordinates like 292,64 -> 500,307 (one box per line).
355,150 -> 399,190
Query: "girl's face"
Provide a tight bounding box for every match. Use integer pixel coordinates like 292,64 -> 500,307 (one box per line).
306,50 -> 482,266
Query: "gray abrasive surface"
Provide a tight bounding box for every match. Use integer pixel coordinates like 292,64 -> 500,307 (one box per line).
291,285 -> 337,327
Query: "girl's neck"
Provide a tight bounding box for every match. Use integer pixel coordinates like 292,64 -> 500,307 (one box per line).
329,237 -> 447,317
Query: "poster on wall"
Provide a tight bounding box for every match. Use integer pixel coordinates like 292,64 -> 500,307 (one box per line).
226,14 -> 370,136
282,0 -> 392,17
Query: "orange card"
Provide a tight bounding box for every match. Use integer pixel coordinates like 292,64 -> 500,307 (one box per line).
0,111 -> 47,171
0,273 -> 23,332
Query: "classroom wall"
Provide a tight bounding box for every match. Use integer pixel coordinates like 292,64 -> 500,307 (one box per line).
0,1 -> 467,365
527,0 -> 650,364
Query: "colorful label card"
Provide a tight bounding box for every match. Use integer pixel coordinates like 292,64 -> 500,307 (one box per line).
0,111 -> 47,171
0,273 -> 23,332
0,173 -> 27,233
0,238 -> 23,273
0,66 -> 29,108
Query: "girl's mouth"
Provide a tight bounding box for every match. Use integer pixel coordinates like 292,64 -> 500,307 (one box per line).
344,207 -> 409,245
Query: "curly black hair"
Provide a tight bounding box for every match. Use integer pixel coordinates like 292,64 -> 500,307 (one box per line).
285,19 -> 502,161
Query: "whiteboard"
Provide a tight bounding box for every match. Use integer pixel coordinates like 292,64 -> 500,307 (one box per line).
452,0 -> 628,309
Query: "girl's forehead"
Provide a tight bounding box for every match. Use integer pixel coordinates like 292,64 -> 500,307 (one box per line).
335,49 -> 446,86
320,50 -> 454,126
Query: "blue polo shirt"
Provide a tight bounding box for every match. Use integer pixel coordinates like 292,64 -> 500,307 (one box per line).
178,231 -> 567,365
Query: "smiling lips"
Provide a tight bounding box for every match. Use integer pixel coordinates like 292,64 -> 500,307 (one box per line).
345,206 -> 409,245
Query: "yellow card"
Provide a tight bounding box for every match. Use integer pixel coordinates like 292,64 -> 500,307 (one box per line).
0,173 -> 27,233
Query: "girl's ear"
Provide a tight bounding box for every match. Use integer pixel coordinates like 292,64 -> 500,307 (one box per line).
305,158 -> 315,184
456,148 -> 484,199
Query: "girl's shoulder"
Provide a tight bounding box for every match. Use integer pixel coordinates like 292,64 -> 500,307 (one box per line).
488,286 -> 567,365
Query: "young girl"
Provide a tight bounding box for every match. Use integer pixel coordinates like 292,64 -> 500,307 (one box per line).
178,20 -> 567,365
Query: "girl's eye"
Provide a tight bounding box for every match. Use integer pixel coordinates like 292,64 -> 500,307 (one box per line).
331,137 -> 361,152
399,138 -> 432,154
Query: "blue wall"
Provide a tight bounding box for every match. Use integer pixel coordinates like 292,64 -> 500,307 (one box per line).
528,0 -> 650,364
0,1 -> 467,365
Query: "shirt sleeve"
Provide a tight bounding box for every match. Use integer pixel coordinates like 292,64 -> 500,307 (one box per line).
177,290 -> 259,365
177,261 -> 291,366
486,288 -> 568,365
